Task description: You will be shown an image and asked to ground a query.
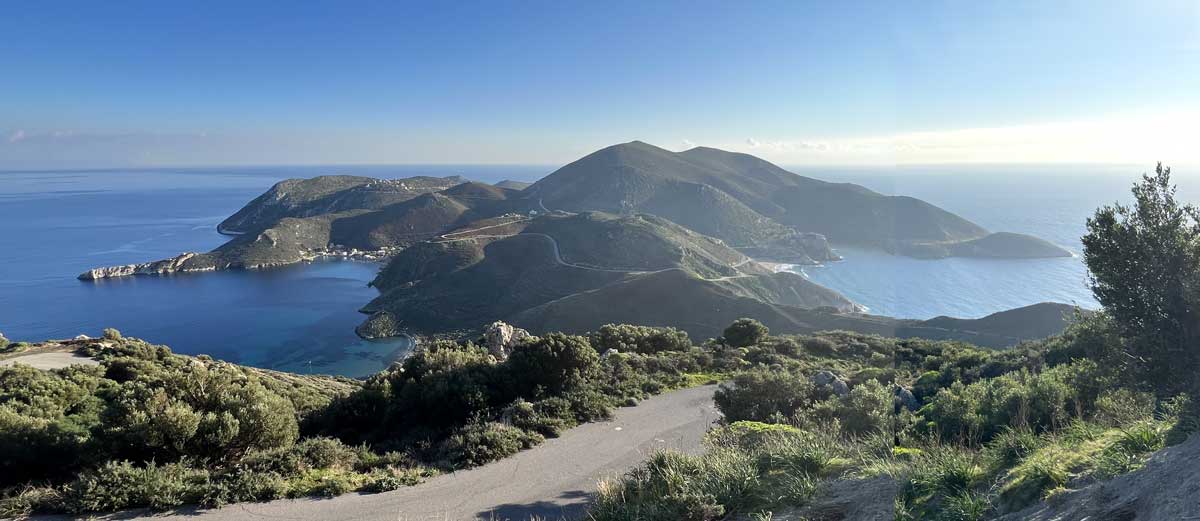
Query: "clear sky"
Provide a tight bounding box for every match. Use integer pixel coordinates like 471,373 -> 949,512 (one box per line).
2,0 -> 1197,168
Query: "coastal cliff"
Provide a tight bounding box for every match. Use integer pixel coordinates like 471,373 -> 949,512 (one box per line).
78,252 -> 208,280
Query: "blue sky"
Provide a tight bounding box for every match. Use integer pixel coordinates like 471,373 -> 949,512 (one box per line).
1,1 -> 1197,168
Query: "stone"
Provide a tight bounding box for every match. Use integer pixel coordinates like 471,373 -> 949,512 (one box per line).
73,334 -> 91,341
894,385 -> 920,411
812,370 -> 850,397
483,321 -> 532,360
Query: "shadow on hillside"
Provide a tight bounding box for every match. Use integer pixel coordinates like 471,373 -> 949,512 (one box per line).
477,489 -> 591,520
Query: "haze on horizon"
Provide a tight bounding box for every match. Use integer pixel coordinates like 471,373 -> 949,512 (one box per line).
2,0 -> 1198,169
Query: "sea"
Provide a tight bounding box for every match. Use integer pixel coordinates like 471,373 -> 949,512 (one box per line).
0,165 -> 548,377
1,163 -> 1191,376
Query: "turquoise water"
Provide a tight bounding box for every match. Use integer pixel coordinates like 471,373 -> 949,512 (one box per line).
0,165 -> 547,376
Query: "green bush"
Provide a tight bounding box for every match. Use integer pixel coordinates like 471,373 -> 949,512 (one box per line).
919,361 -> 1107,444
984,427 -> 1041,469
1093,388 -> 1156,427
442,422 -> 543,467
295,436 -> 360,470
360,467 -> 425,493
64,460 -> 208,513
714,370 -> 815,423
723,318 -> 769,348
801,336 -> 837,356
833,379 -> 893,435
102,328 -> 122,341
506,333 -> 599,395
591,324 -> 692,354
201,469 -> 288,507
0,486 -> 62,519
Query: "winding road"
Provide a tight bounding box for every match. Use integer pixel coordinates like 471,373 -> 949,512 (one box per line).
65,385 -> 719,521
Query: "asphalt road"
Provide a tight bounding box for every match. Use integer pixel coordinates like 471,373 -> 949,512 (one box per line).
70,384 -> 720,521
0,351 -> 99,370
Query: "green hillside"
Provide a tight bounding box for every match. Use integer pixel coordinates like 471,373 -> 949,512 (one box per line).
523,142 -> 1068,258
218,174 -> 467,234
359,212 -> 859,338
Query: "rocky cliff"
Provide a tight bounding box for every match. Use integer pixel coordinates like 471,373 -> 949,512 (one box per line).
78,252 -> 208,280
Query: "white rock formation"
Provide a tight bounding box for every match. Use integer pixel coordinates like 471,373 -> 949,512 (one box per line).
78,252 -> 199,280
483,321 -> 533,360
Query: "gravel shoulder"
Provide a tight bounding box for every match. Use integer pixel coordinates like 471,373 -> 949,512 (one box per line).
0,351 -> 99,370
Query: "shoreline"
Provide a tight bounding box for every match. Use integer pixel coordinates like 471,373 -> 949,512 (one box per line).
78,246 -> 398,281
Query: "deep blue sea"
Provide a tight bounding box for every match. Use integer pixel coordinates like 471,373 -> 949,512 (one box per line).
1,163 -> 1191,375
0,165 -> 549,377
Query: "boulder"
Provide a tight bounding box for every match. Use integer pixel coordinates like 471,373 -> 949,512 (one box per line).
812,370 -> 849,397
894,385 -> 919,411
73,334 -> 91,341
483,321 -> 533,360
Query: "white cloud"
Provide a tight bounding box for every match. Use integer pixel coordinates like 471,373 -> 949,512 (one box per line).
717,108 -> 1200,165
681,139 -> 696,150
7,129 -> 26,143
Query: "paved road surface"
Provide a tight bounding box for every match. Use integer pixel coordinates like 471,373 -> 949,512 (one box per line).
68,385 -> 719,521
0,351 -> 99,370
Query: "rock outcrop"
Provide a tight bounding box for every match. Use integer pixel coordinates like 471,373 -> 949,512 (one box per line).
894,386 -> 919,411
812,370 -> 849,397
78,252 -> 202,280
999,433 -> 1200,521
483,321 -> 533,360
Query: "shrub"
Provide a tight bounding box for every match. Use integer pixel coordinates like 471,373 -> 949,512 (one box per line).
1093,388 -> 1155,427
998,450 -> 1069,510
1096,420 -> 1166,478
442,422 -> 543,467
0,486 -> 61,518
714,370 -> 814,423
984,426 -> 1040,469
283,469 -> 361,498
295,437 -> 360,470
360,467 -> 426,493
201,469 -> 288,507
801,336 -> 837,356
906,449 -> 984,500
64,460 -> 208,513
834,380 -> 893,435
564,388 -> 613,422
102,328 -> 122,341
941,491 -> 991,521
591,324 -> 692,354
506,333 -> 599,394
502,399 -> 571,438
723,319 -> 768,348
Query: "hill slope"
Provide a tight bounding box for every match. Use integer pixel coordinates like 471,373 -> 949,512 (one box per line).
357,212 -> 861,338
218,174 -> 467,234
523,141 -> 1069,259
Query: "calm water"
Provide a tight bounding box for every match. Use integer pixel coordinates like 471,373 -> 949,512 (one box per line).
0,165 -> 548,377
1,163 -> 1190,374
789,164 -> 1200,319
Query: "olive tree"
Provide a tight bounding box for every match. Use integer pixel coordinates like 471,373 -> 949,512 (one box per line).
1082,163 -> 1200,395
